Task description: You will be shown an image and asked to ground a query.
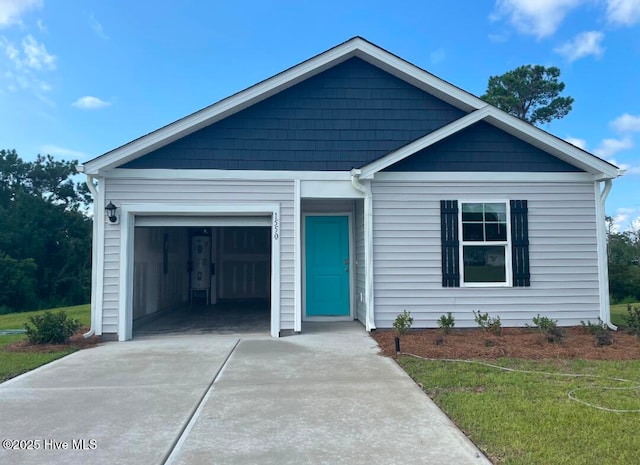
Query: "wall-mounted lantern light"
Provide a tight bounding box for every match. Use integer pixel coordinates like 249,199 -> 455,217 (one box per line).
105,201 -> 118,224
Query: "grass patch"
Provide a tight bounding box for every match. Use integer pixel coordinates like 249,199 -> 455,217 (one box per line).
611,302 -> 640,327
0,304 -> 90,383
0,304 -> 90,330
399,357 -> 640,465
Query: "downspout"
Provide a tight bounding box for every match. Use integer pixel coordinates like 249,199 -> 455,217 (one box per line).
83,172 -> 99,338
597,179 -> 616,330
351,169 -> 376,331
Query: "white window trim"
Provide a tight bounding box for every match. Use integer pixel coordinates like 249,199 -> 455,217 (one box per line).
458,200 -> 513,288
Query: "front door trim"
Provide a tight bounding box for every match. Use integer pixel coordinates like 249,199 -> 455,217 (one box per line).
302,212 -> 354,321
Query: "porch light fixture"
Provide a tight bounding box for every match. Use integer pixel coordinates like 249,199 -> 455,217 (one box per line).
105,201 -> 118,223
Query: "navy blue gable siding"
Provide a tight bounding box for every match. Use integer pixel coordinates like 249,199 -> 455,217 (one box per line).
384,121 -> 583,172
119,58 -> 465,170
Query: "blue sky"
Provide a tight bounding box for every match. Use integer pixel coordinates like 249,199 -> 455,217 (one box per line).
0,0 -> 639,230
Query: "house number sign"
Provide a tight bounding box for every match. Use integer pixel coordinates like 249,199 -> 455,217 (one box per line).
273,212 -> 279,240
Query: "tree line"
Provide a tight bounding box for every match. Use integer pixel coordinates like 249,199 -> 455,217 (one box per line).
0,149 -> 92,313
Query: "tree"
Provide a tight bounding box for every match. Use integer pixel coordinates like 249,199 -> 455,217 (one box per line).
0,149 -> 92,313
606,217 -> 640,303
481,65 -> 574,126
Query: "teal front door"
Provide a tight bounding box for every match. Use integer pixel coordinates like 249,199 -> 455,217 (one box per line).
305,216 -> 350,317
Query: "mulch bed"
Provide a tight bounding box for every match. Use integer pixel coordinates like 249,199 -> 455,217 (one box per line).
371,327 -> 640,360
3,327 -> 102,353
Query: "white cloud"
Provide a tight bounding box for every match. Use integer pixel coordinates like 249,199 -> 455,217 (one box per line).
0,33 -> 54,94
36,18 -> 45,32
491,0 -> 583,38
72,95 -> 111,110
21,34 -> 55,69
611,113 -> 640,133
0,0 -> 41,28
555,31 -> 605,62
607,0 -> 640,26
594,137 -> 634,157
89,14 -> 109,40
1,34 -> 55,69
40,144 -> 87,158
611,207 -> 640,233
565,136 -> 587,149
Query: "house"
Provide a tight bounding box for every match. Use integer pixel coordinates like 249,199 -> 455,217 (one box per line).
80,37 -> 622,341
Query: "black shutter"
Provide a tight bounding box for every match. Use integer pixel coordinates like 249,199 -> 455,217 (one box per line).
440,200 -> 460,287
510,200 -> 530,287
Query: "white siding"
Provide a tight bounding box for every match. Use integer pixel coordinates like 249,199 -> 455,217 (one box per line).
102,178 -> 295,335
372,181 -> 600,328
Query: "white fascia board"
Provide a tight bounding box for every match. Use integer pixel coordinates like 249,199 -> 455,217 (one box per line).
361,105 -> 619,180
352,42 -> 483,112
105,169 -> 353,181
359,107 -> 491,178
83,37 -> 487,175
374,171 -> 597,183
483,111 -> 620,178
82,41 -> 365,175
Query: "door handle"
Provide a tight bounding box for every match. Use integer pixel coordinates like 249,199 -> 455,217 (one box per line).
344,258 -> 349,272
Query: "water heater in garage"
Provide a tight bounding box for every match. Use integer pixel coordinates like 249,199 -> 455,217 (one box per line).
191,235 -> 211,292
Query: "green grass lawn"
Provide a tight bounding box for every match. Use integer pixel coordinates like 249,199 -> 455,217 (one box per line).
611,302 -> 640,327
399,356 -> 640,465
0,304 -> 91,383
0,304 -> 91,330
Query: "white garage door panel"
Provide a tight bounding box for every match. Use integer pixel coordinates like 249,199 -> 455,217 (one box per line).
135,216 -> 271,227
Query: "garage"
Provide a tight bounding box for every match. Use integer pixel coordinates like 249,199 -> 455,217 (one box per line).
130,215 -> 272,336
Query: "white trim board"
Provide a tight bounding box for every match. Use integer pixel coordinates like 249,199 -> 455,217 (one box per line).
301,212 -> 355,322
82,37 -> 618,180
359,106 -> 619,179
117,203 -> 281,340
81,37 -> 486,175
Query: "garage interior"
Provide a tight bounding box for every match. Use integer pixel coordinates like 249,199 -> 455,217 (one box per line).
132,222 -> 271,336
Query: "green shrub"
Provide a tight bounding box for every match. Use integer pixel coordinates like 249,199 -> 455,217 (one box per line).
594,330 -> 613,347
626,304 -> 640,338
473,310 -> 502,336
393,310 -> 413,336
437,312 -> 455,334
531,314 -> 564,344
24,311 -> 81,344
580,319 -> 604,334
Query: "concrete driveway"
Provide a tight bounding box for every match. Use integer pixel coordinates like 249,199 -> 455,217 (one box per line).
0,323 -> 491,465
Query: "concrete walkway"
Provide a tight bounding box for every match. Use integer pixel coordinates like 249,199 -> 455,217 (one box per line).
0,323 -> 491,465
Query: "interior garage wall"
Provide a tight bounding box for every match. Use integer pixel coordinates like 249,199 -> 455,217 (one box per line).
101,177 -> 295,335
133,227 -> 189,320
216,227 -> 271,301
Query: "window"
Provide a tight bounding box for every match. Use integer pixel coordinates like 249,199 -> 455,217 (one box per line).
460,202 -> 510,286
440,199 -> 529,288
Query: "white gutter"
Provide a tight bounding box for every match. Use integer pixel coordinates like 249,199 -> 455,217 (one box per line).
350,169 -> 376,331
596,179 -> 616,330
83,172 -> 106,338
83,173 -> 97,338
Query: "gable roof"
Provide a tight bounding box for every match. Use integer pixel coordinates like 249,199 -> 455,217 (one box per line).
81,36 -> 621,179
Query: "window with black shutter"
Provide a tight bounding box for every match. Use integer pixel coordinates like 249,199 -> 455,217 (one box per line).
510,200 -> 530,287
441,199 -> 530,287
440,200 -> 460,287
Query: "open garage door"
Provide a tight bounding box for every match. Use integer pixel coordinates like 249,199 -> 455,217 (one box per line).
131,215 -> 272,337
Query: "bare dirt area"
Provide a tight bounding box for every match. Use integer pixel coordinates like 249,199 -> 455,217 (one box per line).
4,327 -> 102,353
371,327 -> 640,360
